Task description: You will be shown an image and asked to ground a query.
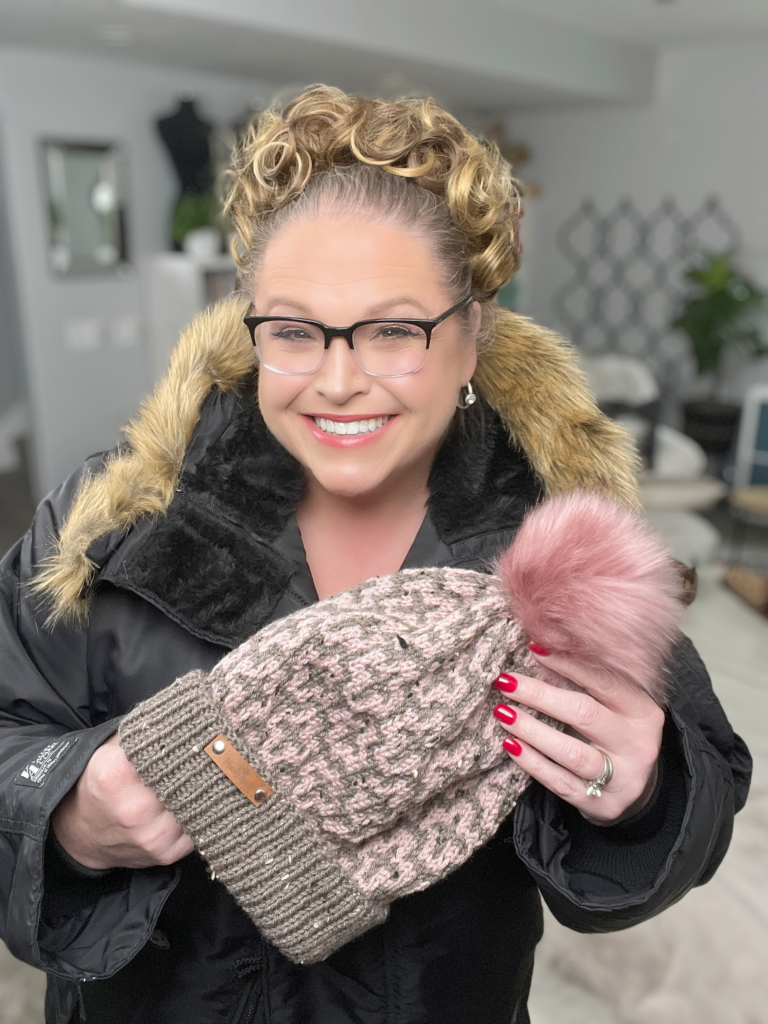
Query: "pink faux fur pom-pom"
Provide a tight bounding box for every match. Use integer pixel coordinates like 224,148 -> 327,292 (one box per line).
497,492 -> 684,703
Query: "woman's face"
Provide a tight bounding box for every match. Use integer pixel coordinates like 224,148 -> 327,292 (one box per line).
253,215 -> 478,501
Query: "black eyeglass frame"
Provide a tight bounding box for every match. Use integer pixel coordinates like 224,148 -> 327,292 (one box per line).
243,295 -> 473,377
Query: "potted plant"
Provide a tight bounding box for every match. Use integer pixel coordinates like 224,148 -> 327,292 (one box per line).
673,251 -> 768,456
171,190 -> 222,255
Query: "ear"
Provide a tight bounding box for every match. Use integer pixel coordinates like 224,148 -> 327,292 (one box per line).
468,300 -> 482,341
461,301 -> 481,381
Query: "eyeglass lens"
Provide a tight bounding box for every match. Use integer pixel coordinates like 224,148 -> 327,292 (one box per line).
253,320 -> 429,376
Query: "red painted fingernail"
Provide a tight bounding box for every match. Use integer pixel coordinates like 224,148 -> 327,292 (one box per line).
493,703 -> 517,725
503,737 -> 522,757
528,642 -> 551,657
494,674 -> 518,692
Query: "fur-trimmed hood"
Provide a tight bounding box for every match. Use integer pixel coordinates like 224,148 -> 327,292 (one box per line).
35,295 -> 639,628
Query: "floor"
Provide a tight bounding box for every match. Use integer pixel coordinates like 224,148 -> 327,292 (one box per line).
529,562 -> 768,1024
1,454 -> 767,1023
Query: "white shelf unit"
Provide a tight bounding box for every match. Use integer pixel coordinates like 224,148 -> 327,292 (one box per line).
142,252 -> 238,384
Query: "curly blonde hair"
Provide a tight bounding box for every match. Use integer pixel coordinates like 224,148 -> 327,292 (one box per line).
224,85 -> 522,324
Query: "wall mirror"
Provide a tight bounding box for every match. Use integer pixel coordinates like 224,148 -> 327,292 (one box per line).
42,140 -> 129,276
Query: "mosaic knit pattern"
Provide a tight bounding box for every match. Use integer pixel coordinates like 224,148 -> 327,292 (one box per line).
119,669 -> 389,963
119,493 -> 684,963
120,566 -> 539,962
211,568 -> 536,900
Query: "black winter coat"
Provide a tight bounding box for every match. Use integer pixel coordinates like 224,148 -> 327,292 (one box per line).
0,387 -> 752,1024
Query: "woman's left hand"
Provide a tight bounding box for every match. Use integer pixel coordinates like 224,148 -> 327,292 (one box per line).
492,646 -> 665,825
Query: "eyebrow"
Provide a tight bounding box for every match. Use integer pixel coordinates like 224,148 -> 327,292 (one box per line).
263,296 -> 432,320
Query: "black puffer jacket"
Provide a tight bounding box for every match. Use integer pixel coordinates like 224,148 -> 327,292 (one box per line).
0,303 -> 752,1024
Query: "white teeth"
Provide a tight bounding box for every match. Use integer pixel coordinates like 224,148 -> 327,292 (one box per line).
314,416 -> 390,436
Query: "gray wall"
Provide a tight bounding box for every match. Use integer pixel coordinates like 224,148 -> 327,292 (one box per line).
0,127 -> 24,417
510,40 -> 768,336
0,46 -> 277,496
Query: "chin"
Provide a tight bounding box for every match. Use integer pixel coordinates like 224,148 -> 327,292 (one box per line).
311,471 -> 386,500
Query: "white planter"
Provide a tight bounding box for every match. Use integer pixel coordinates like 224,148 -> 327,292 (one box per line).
182,228 -> 222,259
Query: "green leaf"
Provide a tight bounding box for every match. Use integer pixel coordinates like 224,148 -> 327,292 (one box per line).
171,191 -> 221,247
672,250 -> 768,375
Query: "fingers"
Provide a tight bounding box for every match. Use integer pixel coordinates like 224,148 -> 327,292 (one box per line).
492,661 -> 664,822
164,831 -> 196,865
530,649 -> 655,717
493,702 -> 608,782
140,813 -> 194,867
495,670 -> 616,743
501,735 -> 597,810
108,803 -> 191,867
499,729 -> 658,823
77,735 -> 193,869
112,824 -> 193,869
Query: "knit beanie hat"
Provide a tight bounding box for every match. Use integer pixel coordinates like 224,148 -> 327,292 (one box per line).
119,493 -> 683,964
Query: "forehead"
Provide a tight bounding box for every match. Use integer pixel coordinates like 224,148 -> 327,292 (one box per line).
256,216 -> 444,292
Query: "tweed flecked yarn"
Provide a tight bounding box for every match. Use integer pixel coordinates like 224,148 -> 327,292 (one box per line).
119,493 -> 684,964
120,566 -> 535,963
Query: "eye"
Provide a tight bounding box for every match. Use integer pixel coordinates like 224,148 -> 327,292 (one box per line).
274,327 -> 311,339
271,326 -> 316,342
371,324 -> 419,340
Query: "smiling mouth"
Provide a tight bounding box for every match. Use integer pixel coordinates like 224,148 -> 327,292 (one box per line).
312,416 -> 393,437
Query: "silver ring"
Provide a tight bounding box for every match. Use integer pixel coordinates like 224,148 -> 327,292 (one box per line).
583,753 -> 614,798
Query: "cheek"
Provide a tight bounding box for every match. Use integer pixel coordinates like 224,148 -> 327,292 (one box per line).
260,374 -> 305,413
257,374 -> 305,432
393,366 -> 461,434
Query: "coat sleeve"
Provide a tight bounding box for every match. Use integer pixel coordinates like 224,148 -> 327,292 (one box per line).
0,462 -> 179,982
513,633 -> 752,931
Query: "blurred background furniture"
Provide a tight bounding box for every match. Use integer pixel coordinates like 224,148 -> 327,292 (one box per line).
142,252 -> 237,383
728,383 -> 768,565
581,354 -> 726,566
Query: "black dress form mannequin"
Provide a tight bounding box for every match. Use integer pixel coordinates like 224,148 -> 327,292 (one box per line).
157,99 -> 213,194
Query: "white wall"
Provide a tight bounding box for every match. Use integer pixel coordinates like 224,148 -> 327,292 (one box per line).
127,0 -> 656,108
510,40 -> 768,384
0,47 -> 277,497
0,137 -> 24,418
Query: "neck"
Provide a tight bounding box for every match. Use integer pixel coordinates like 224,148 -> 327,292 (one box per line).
299,470 -> 430,524
295,465 -> 432,600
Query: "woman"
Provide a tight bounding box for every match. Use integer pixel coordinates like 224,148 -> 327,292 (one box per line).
0,86 -> 751,1024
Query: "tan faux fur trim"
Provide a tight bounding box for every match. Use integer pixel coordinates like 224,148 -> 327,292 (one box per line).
475,307 -> 641,511
32,298 -> 256,626
34,295 -> 639,626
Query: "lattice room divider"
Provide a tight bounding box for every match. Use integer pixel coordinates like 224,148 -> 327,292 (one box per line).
553,196 -> 741,394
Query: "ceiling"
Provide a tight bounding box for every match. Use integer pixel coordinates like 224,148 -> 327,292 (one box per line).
499,0 -> 768,44
0,0 -> 765,112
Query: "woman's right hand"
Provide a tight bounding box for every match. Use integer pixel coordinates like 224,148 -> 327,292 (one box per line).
51,734 -> 195,870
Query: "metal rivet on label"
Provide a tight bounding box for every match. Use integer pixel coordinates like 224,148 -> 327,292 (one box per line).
255,788 -> 268,802
212,740 -> 226,754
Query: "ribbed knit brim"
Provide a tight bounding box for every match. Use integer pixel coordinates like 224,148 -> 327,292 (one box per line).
117,492 -> 687,966
119,564 -> 541,964
119,669 -> 387,963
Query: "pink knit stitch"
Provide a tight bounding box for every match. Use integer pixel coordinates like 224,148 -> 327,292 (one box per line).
121,493 -> 688,962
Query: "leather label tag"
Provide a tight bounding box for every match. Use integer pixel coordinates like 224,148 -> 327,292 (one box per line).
204,734 -> 274,807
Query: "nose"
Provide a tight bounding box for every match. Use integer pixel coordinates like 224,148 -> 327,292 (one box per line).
313,336 -> 370,404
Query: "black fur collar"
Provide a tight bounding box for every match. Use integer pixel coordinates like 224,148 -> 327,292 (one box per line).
100,386 -> 541,648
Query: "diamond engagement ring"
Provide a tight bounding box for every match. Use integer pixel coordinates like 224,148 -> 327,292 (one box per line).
583,753 -> 614,798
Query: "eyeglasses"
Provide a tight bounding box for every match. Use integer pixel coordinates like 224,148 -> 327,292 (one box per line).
243,296 -> 473,377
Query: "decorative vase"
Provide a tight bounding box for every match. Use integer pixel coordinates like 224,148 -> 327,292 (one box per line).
182,227 -> 222,259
